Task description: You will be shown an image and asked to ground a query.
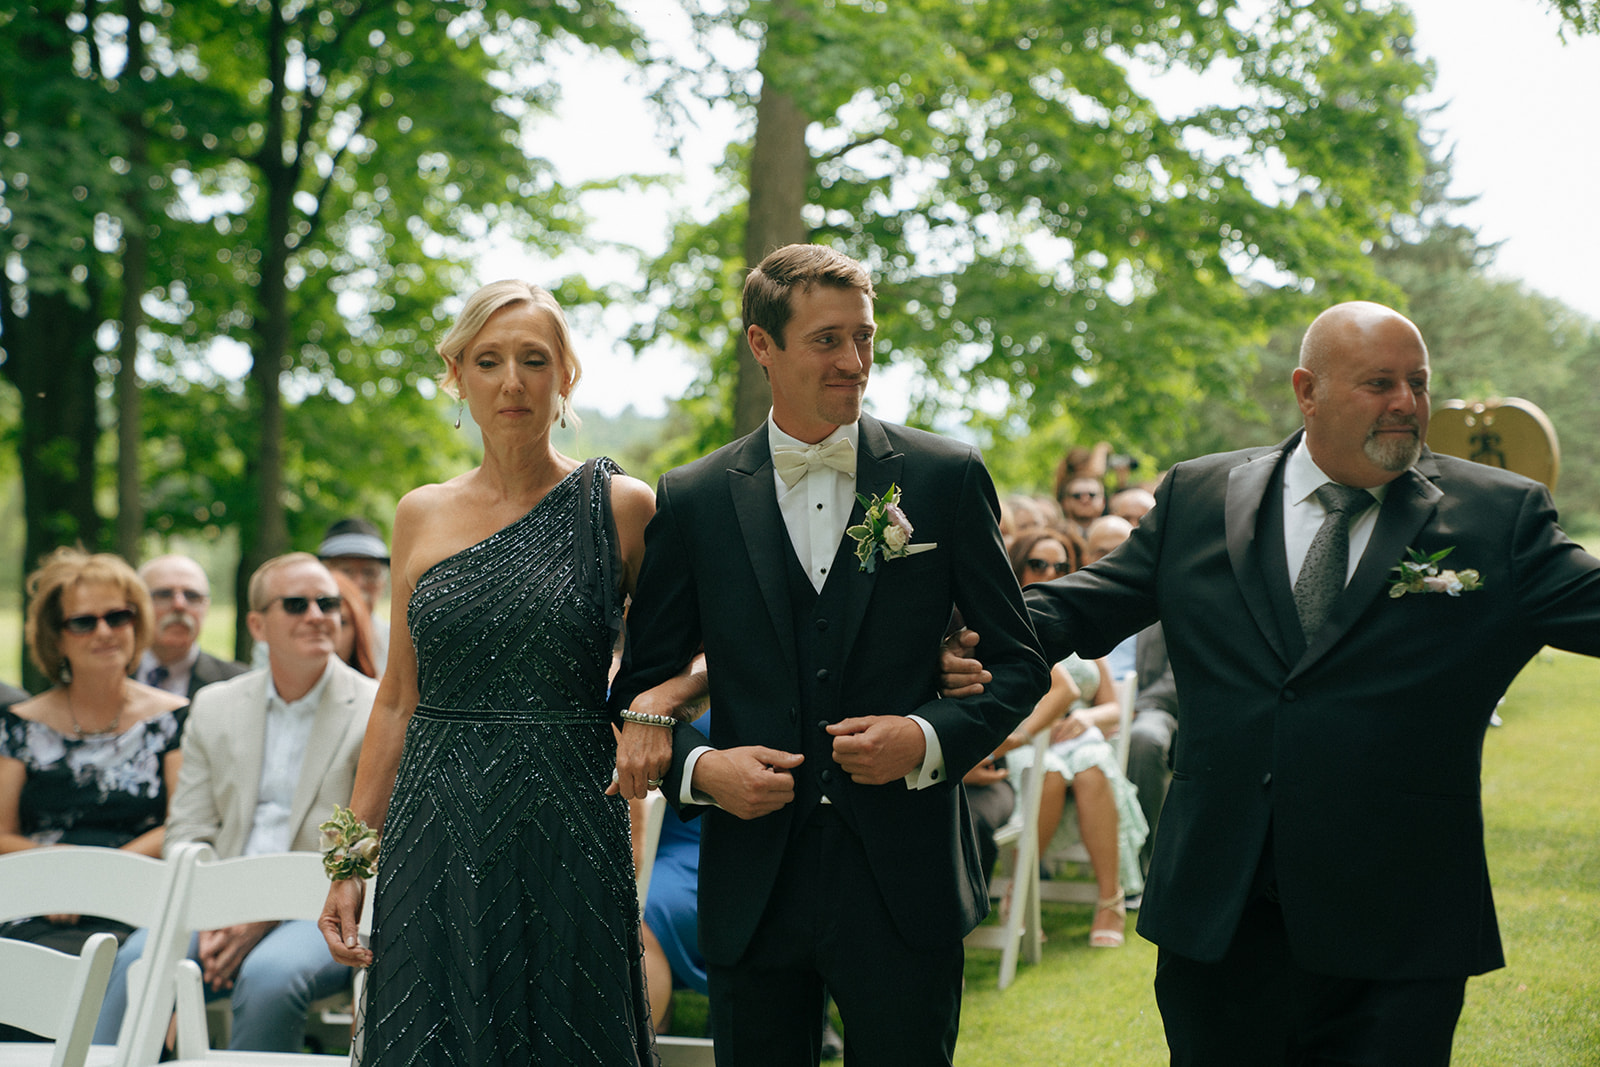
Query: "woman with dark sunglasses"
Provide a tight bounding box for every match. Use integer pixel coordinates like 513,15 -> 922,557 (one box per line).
0,548 -> 187,973
994,528 -> 1147,948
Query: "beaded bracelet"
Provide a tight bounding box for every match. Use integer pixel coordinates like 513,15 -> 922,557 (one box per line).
319,804 -> 380,881
620,708 -> 676,729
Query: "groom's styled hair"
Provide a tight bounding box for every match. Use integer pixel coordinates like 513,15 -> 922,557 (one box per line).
742,244 -> 876,350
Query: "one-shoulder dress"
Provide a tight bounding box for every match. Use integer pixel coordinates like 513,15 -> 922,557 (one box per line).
360,458 -> 655,1066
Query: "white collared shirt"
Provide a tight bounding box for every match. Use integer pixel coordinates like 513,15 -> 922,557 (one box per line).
677,415 -> 944,806
137,646 -> 199,695
768,418 -> 861,593
242,660 -> 336,857
1283,438 -> 1390,588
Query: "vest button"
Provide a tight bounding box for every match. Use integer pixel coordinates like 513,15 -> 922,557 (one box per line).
820,769 -> 834,784
1281,688 -> 1297,702
815,618 -> 829,631
816,668 -> 830,682
817,720 -> 829,732
1261,773 -> 1273,788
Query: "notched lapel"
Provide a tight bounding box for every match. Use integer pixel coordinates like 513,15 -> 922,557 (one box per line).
729,435 -> 799,676
1225,445 -> 1292,666
288,668 -> 357,844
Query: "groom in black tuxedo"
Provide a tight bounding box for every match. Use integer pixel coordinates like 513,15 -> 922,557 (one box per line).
949,301 -> 1600,1064
611,244 -> 1048,1066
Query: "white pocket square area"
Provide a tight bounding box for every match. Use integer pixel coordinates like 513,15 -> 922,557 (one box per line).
905,543 -> 937,555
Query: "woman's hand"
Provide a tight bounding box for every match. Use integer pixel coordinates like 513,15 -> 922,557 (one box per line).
610,721 -> 672,799
319,877 -> 371,968
1049,709 -> 1095,745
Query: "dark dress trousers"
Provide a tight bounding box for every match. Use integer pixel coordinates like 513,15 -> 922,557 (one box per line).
1024,431 -> 1600,983
611,415 -> 1049,1009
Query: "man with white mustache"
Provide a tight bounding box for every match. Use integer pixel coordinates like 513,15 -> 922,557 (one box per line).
134,556 -> 246,697
136,555 -> 248,699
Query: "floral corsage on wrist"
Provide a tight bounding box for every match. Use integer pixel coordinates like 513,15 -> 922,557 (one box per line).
319,804 -> 380,881
847,484 -> 936,573
1388,546 -> 1483,599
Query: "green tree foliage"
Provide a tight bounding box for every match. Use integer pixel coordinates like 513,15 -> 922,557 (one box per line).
1548,0 -> 1600,33
635,0 -> 1432,469
2,0 -> 643,662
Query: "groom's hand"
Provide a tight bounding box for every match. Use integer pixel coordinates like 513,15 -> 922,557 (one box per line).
939,628 -> 991,697
694,747 -> 803,820
829,717 -> 926,784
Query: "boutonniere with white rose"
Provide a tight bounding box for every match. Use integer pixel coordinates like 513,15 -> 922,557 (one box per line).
847,484 -> 937,572
1388,546 -> 1483,598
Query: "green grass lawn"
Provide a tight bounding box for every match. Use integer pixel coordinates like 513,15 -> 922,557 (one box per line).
668,651 -> 1600,1064
953,649 -> 1600,1066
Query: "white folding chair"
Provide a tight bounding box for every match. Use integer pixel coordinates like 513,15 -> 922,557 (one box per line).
635,789 -> 668,909
136,851 -> 357,1066
964,729 -> 1050,989
0,844 -> 205,1067
634,791 -> 715,1063
0,933 -> 118,1067
1036,671 -> 1139,904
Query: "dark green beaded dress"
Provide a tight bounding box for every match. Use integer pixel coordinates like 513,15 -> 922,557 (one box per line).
359,458 -> 656,1066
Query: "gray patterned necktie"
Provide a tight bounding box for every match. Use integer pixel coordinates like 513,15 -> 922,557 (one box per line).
1293,483 -> 1374,637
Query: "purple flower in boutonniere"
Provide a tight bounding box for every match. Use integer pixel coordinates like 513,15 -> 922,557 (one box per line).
1388,546 -> 1483,599
847,484 -> 937,572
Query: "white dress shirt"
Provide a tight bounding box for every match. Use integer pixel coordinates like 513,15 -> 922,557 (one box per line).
677,415 -> 946,806
242,660 -> 335,857
1283,439 -> 1389,587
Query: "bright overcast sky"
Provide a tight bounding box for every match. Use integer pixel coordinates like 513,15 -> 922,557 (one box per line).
481,0 -> 1600,418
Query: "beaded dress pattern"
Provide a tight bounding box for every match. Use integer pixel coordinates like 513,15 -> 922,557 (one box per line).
360,458 -> 656,1066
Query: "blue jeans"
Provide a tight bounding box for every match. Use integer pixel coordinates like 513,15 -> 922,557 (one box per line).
94,920 -> 351,1052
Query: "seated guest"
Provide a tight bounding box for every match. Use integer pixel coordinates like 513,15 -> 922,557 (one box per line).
316,517 -> 391,669
96,553 -> 376,1053
135,555 -> 248,698
998,529 -> 1147,947
330,571 -> 380,679
1108,487 -> 1156,527
1,548 -> 188,963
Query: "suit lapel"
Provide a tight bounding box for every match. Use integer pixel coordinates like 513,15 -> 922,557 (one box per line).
832,415 -> 903,657
1293,455 -> 1443,674
1225,437 -> 1296,668
728,429 -> 800,677
231,675 -> 269,842
288,664 -> 354,847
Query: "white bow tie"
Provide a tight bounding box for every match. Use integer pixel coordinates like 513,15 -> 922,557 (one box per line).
772,438 -> 857,488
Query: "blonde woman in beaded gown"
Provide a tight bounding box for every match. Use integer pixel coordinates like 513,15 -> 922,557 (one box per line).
318,281 -> 698,1066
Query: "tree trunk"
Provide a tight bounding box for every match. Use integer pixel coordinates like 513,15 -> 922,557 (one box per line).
234,0 -> 295,660
9,290 -> 106,690
114,0 -> 149,563
733,71 -> 812,437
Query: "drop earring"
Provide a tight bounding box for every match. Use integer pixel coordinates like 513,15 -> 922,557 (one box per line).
454,398 -> 463,430
559,395 -> 569,430
59,658 -> 73,685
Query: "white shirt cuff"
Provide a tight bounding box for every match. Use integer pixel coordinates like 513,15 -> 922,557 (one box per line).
904,715 -> 947,790
681,745 -> 718,807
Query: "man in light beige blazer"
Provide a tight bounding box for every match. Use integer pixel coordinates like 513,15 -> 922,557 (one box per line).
97,553 -> 376,1052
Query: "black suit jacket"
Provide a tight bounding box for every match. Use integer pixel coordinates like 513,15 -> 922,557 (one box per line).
612,414 -> 1049,965
185,651 -> 249,700
1026,432 -> 1600,980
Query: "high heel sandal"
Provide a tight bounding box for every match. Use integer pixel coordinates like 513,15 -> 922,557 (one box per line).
1089,889 -> 1126,948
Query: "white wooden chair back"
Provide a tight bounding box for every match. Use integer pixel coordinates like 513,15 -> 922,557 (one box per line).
634,790 -> 668,909
964,729 -> 1051,989
0,933 -> 118,1067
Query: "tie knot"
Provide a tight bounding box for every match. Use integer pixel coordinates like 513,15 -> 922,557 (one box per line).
773,438 -> 856,488
1314,482 -> 1371,518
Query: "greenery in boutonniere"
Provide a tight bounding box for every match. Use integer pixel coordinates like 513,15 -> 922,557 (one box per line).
848,484 -> 918,573
1389,546 -> 1483,598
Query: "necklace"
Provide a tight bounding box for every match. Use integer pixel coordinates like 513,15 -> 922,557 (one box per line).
65,684 -> 125,740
